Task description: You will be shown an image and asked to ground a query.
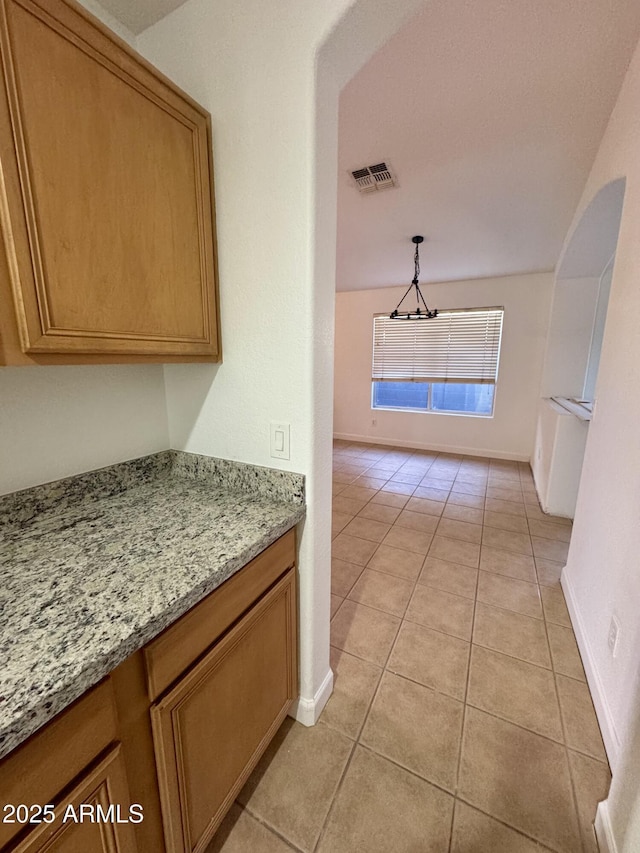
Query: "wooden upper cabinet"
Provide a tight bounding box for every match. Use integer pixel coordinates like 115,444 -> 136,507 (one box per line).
0,0 -> 221,362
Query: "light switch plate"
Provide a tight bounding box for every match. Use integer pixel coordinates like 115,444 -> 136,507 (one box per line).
270,422 -> 290,460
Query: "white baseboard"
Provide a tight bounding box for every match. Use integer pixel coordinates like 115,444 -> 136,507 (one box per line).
595,800 -> 618,853
289,667 -> 334,727
333,432 -> 528,462
561,569 -> 620,769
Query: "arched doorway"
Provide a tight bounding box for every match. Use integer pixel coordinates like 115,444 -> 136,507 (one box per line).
532,178 -> 626,518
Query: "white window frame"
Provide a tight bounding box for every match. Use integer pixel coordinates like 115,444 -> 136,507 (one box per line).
371,307 -> 504,417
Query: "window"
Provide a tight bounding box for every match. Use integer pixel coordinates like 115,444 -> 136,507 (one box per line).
371,307 -> 504,416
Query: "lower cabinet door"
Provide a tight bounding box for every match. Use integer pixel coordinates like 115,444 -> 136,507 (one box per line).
11,745 -> 139,853
151,568 -> 298,853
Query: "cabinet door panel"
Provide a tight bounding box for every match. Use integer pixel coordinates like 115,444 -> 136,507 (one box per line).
0,0 -> 219,357
0,680 -> 117,851
152,569 -> 298,853
11,746 -> 138,853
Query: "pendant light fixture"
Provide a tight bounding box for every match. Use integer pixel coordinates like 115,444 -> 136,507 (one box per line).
390,235 -> 438,320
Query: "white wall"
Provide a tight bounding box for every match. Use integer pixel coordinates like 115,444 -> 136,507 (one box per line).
531,399 -> 588,518
80,0 -> 137,46
584,261 -> 614,400
0,2 -> 172,497
0,0 -> 423,721
540,277 -> 600,398
555,33 -> 640,853
137,0 -> 425,723
334,273 -> 552,460
0,366 -> 169,494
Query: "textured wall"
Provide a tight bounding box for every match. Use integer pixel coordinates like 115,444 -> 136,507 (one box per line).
334,273 -> 553,460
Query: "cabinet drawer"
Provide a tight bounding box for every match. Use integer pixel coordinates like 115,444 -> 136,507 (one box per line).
0,679 -> 117,849
151,567 -> 298,853
9,745 -> 138,853
144,529 -> 296,701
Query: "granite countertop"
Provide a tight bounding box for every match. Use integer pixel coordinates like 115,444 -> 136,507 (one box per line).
0,451 -> 305,760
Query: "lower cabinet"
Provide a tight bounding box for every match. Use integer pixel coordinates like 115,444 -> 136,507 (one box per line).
0,530 -> 299,853
11,747 -> 138,853
152,568 -> 297,853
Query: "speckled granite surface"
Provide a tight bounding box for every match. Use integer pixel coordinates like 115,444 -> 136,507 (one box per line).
0,452 -> 305,759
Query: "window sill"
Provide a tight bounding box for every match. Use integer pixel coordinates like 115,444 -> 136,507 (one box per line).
371,406 -> 494,419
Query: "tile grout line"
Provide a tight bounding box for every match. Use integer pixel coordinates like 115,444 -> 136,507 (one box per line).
337,448 -> 468,851
330,442 -> 596,853
479,468 -> 583,853
234,803 -> 307,852
317,676 -> 578,853
315,458 -> 434,853
542,582 -> 593,853
342,467 -> 439,739
448,531 -> 481,853
453,796 -> 562,853
309,735 -> 358,853
337,535 -> 573,624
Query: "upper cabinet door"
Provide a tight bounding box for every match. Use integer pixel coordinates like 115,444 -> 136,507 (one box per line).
0,0 -> 220,358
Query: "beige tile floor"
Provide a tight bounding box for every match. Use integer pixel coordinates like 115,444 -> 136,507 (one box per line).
209,441 -> 610,853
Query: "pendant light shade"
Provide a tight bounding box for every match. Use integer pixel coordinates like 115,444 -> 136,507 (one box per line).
390,235 -> 438,320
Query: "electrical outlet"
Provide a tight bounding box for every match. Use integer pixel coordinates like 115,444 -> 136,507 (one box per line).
608,616 -> 620,657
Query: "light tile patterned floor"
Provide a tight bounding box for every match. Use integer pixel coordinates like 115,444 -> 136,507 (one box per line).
209,442 -> 610,853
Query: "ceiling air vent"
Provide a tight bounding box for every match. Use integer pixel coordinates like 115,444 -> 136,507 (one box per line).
350,162 -> 396,194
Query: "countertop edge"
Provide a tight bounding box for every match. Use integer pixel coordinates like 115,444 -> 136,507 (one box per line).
0,499 -> 305,760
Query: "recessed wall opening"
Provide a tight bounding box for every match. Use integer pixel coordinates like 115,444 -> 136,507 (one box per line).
533,178 -> 626,519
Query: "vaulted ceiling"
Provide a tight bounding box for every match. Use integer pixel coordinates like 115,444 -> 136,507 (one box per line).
336,0 -> 640,290
96,0 -> 640,292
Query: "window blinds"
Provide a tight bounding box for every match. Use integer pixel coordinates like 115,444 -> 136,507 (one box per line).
372,307 -> 504,384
